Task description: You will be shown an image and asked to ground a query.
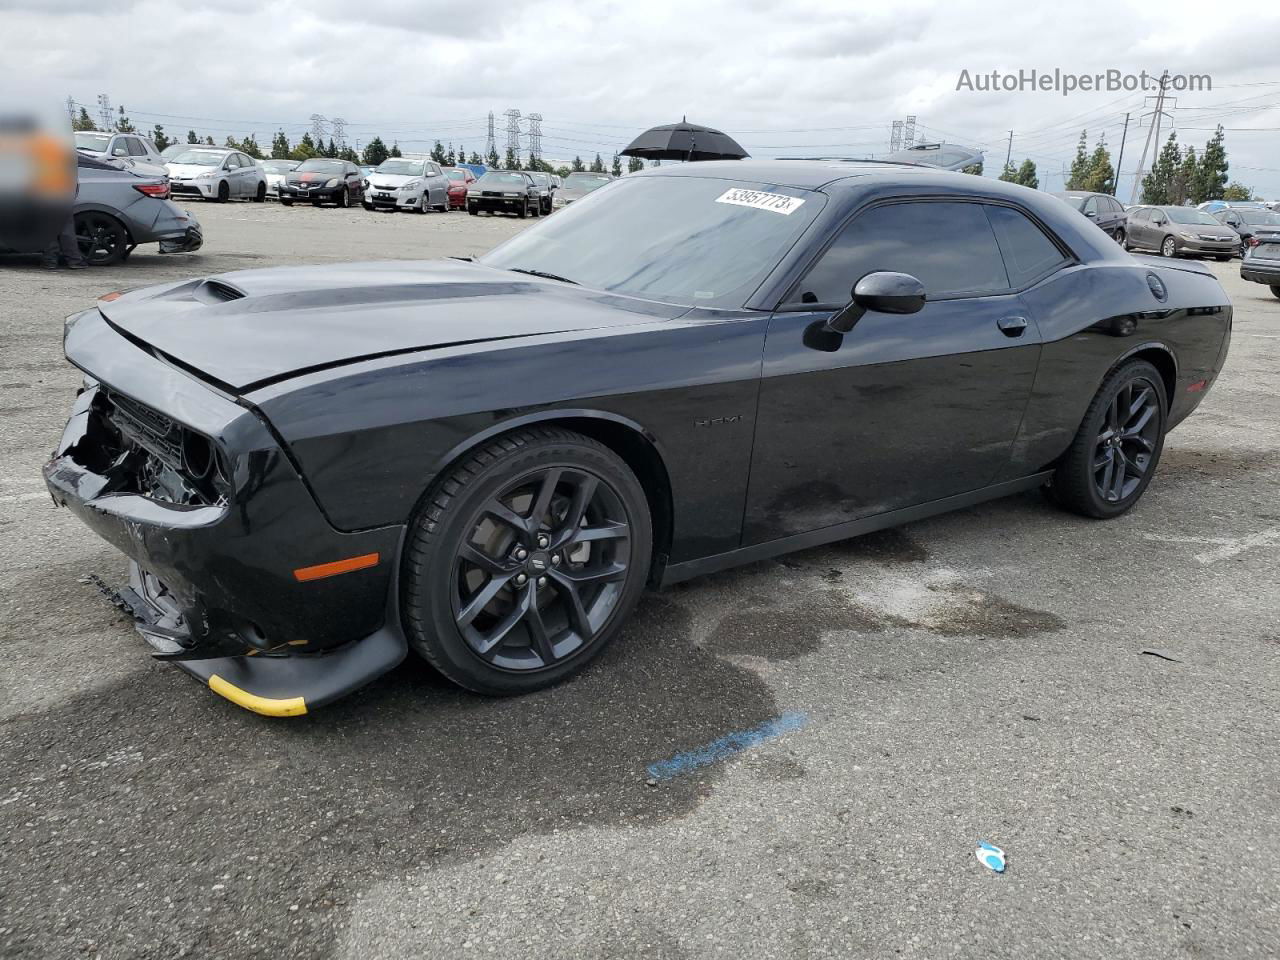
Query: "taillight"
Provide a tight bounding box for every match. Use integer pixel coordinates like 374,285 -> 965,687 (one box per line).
133,182 -> 170,199
1247,236 -> 1259,246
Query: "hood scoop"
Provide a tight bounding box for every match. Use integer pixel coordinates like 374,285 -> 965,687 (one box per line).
193,279 -> 246,304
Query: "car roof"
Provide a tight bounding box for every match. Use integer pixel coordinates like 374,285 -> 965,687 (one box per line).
633,158 -> 943,190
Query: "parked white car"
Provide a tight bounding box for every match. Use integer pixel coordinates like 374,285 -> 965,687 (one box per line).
362,156 -> 450,213
74,131 -> 168,179
261,159 -> 300,199
165,147 -> 267,202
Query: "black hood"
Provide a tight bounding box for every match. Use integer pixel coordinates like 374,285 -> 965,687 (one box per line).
96,259 -> 679,392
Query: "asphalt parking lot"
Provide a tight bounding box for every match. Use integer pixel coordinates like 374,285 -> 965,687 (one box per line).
1,200 -> 1278,960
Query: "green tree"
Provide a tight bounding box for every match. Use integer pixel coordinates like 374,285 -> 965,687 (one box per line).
115,105 -> 135,133
503,146 -> 518,169
430,140 -> 446,163
960,162 -> 983,176
997,161 -> 1017,183
610,153 -> 622,177
1066,131 -> 1091,189
1223,181 -> 1254,201
389,142 -> 402,158
224,136 -> 239,149
271,130 -> 291,160
187,130 -> 199,144
339,146 -> 359,163
1193,125 -> 1228,203
589,153 -> 605,173
470,152 -> 483,166
556,165 -> 571,178
627,156 -> 644,174
1082,138 -> 1114,194
571,155 -> 585,172
204,135 -> 215,145
1171,146 -> 1198,205
361,136 -> 389,166
1140,132 -> 1181,205
291,132 -> 318,161
1015,158 -> 1038,189
151,125 -> 171,152
72,107 -> 96,131
486,146 -> 500,169
446,144 -> 456,166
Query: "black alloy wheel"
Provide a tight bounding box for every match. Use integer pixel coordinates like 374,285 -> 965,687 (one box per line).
403,427 -> 652,695
1049,359 -> 1167,518
73,212 -> 127,265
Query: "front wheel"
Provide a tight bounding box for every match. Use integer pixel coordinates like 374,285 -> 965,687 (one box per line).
215,180 -> 229,203
1048,360 -> 1167,518
517,200 -> 529,219
337,187 -> 349,208
468,205 -> 478,216
402,427 -> 653,695
1160,235 -> 1177,258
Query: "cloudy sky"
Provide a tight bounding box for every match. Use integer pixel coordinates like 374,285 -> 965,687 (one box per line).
7,0 -> 1279,197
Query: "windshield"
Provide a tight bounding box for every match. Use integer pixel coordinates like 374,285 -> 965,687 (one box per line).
74,132 -> 111,151
480,176 -> 823,308
1239,210 -> 1280,225
477,173 -> 530,188
1055,193 -> 1087,211
446,169 -> 467,181
375,159 -> 425,176
168,150 -> 226,166
262,160 -> 297,173
296,159 -> 345,174
1165,208 -> 1219,225
564,173 -> 611,191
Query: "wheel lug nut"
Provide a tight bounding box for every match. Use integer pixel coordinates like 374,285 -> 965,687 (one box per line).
515,573 -> 528,585
537,576 -> 547,587
551,554 -> 561,565
537,535 -> 549,548
515,549 -> 528,560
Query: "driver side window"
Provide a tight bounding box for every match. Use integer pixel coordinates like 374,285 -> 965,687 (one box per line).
787,200 -> 1009,306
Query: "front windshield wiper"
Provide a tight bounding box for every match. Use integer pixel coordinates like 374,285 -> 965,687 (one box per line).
509,268 -> 579,285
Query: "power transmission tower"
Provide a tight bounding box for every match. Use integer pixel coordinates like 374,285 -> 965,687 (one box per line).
890,120 -> 903,152
1129,72 -> 1174,203
504,109 -> 521,164
331,117 -> 347,151
310,114 -> 328,144
527,113 -> 542,164
902,115 -> 916,147
96,94 -> 112,131
66,96 -> 76,126
486,111 -> 497,157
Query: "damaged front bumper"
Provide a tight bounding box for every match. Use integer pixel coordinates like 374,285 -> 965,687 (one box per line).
44,308 -> 406,714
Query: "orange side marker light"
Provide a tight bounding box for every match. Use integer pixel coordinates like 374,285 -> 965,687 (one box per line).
293,552 -> 380,582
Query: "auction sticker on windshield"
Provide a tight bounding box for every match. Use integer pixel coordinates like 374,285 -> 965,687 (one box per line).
715,188 -> 805,215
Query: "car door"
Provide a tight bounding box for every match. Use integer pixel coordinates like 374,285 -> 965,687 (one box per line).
426,162 -> 444,207
743,199 -> 1051,544
1127,207 -> 1150,248
346,162 -> 362,200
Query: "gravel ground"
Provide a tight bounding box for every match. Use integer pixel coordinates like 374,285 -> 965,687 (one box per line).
1,200 -> 1277,960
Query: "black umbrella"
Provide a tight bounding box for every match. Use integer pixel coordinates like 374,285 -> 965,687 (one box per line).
620,118 -> 749,162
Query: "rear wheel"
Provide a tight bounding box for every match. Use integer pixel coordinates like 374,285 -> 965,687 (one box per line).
280,198 -> 294,207
402,427 -> 652,695
1049,360 -> 1167,519
1160,235 -> 1176,258
73,212 -> 128,265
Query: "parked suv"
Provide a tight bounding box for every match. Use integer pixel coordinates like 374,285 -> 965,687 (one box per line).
74,131 -> 168,179
1124,206 -> 1239,260
1051,191 -> 1128,243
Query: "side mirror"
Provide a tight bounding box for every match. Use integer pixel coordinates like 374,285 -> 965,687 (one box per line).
826,271 -> 926,334
1084,210 -> 1097,218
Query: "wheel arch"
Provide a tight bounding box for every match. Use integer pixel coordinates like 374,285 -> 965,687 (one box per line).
419,410 -> 675,584
1113,341 -> 1177,405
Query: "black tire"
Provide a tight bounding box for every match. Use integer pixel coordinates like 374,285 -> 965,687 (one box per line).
280,198 -> 293,207
1215,255 -> 1230,262
402,427 -> 653,695
312,200 -> 323,207
1271,285 -> 1280,300
1113,228 -> 1125,245
518,200 -> 529,219
1049,359 -> 1167,519
337,187 -> 349,209
1160,235 -> 1177,258
73,211 -> 128,266
216,180 -> 229,203
468,204 -> 478,216
253,182 -> 266,203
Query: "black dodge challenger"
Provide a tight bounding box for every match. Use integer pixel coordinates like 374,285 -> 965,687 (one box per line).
44,161 -> 1231,716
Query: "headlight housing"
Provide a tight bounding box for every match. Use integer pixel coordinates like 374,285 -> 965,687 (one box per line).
505,191 -> 522,198
401,179 -> 422,191
324,178 -> 341,188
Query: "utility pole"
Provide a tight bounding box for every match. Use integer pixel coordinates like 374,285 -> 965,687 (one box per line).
1113,113 -> 1131,197
1005,130 -> 1014,169
1130,72 -> 1173,203
65,96 -> 76,126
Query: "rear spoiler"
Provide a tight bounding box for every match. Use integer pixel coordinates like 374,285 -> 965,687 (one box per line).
1129,253 -> 1214,277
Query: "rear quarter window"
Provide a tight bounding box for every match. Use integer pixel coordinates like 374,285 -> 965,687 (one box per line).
984,204 -> 1070,288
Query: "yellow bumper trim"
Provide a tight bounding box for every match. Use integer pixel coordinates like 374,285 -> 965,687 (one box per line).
208,675 -> 308,717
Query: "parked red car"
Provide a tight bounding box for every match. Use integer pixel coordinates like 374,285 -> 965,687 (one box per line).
445,167 -> 476,210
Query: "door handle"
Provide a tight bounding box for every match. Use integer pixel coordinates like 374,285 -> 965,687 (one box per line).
997,316 -> 1029,337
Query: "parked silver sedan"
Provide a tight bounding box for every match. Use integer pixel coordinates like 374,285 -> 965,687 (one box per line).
73,154 -> 202,265
165,147 -> 267,202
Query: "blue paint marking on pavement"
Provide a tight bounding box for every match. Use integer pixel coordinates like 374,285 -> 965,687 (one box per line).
646,711 -> 809,780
